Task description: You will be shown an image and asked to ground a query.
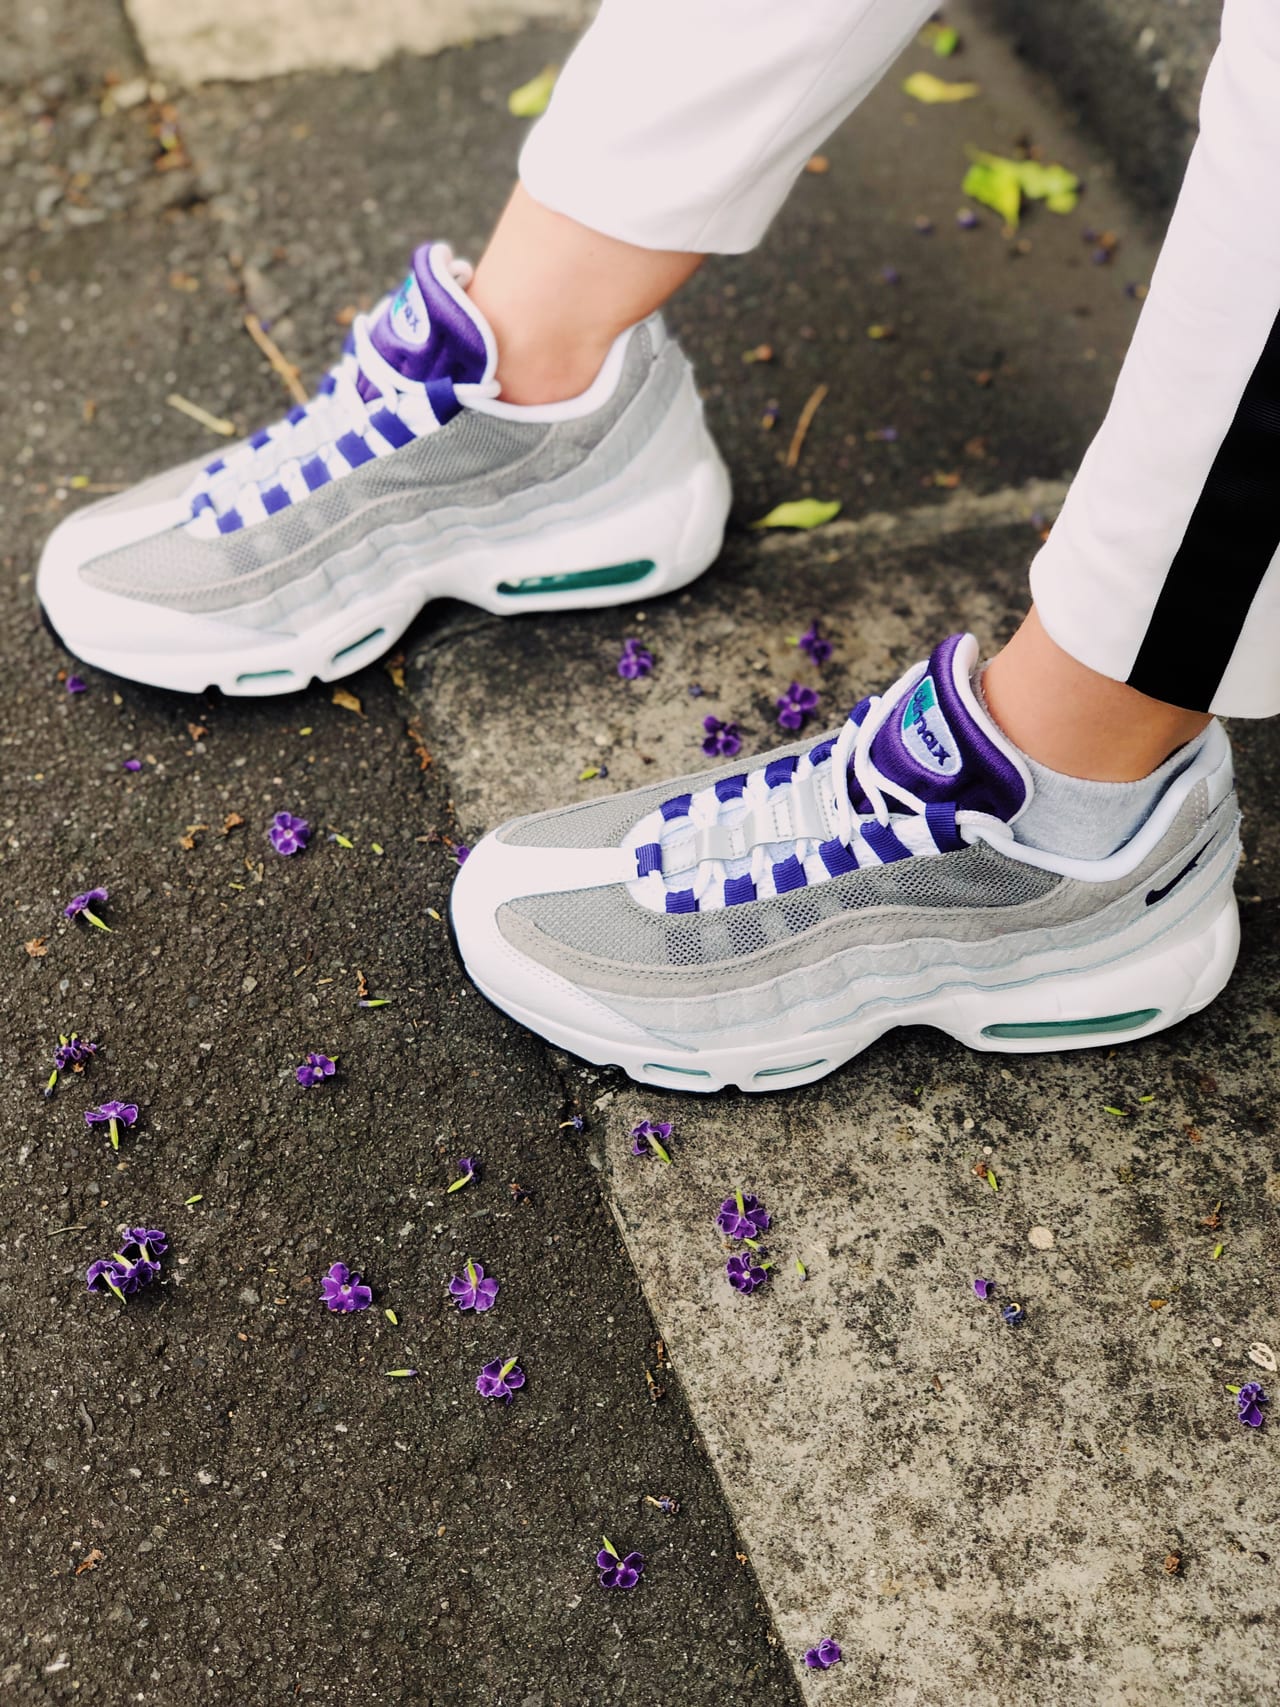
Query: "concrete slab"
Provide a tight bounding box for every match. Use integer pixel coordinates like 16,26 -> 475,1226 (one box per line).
125,0 -> 588,84
414,507 -> 1280,1705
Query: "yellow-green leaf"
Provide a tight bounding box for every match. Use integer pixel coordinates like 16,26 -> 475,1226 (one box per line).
385,1308 -> 399,1325
962,159 -> 1022,227
902,72 -> 979,103
753,498 -> 842,531
508,66 -> 557,118
932,24 -> 960,56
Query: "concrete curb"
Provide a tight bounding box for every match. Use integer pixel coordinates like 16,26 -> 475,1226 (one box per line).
968,0 -> 1221,214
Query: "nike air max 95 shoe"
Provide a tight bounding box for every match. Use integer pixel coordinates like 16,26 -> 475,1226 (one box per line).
451,633 -> 1241,1093
38,241 -> 730,694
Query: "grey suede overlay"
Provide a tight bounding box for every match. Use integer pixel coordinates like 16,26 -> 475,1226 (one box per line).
497,785 -> 1234,1005
80,324 -> 686,617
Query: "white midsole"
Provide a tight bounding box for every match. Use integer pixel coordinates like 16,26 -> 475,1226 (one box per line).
461,863 -> 1241,1094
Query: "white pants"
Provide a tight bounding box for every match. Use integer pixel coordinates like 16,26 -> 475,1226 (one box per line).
521,0 -> 1280,717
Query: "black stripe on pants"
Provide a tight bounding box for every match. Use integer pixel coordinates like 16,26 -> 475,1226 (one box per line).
1127,303 -> 1280,712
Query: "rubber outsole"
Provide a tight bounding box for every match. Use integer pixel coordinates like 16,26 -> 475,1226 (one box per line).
458,877 -> 1241,1096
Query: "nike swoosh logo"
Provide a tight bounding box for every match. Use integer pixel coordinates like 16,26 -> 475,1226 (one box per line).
1146,839 -> 1214,906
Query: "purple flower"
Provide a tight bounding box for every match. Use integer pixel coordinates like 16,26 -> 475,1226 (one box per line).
447,1155 -> 478,1193
1001,1302 -> 1025,1327
973,1277 -> 994,1301
726,1253 -> 769,1294
85,1227 -> 166,1301
631,1120 -> 673,1161
597,1540 -> 644,1590
616,638 -> 653,680
320,1262 -> 372,1312
804,1638 -> 842,1670
64,888 -> 110,931
453,844 -> 471,865
476,1356 -> 525,1403
269,812 -> 309,856
559,1113 -> 586,1132
869,425 -> 899,442
123,758 -> 142,772
798,621 -> 833,667
449,1259 -> 500,1313
701,716 -> 742,759
1238,1382 -> 1269,1429
688,683 -> 706,699
956,208 -> 980,230
296,1051 -> 336,1088
84,1100 -> 138,1151
46,1031 -> 99,1096
716,1190 -> 770,1241
66,676 -> 87,694
775,682 -> 820,732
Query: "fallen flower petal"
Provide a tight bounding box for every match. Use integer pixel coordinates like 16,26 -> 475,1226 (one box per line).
508,64 -> 557,117
449,1259 -> 500,1313
716,1190 -> 770,1241
1001,1302 -> 1025,1326
84,1100 -> 138,1151
269,811 -> 310,856
596,1541 -> 645,1589
1237,1381 -> 1269,1429
476,1357 -> 524,1403
123,758 -> 142,772
630,1120 -> 673,1162
320,1261 -> 372,1312
700,716 -> 742,759
447,1155 -> 478,1193
64,888 -> 110,931
797,621 -> 833,667
726,1253 -> 769,1294
902,71 -> 979,102
775,681 -> 821,732
296,1051 -> 336,1088
803,1638 -> 843,1670
66,675 -> 87,694
973,1277 -> 994,1301
616,637 -> 654,680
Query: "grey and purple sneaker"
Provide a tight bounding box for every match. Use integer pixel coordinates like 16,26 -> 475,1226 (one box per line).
452,633 -> 1240,1093
38,240 -> 730,694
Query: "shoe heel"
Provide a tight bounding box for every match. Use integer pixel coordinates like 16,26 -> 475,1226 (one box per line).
954,885 -> 1241,1055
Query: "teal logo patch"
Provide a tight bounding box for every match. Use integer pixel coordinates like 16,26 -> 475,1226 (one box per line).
900,675 -> 961,776
389,273 -> 430,347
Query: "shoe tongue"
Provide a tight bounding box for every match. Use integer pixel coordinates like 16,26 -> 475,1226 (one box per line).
358,241 -> 495,402
868,632 -> 1029,820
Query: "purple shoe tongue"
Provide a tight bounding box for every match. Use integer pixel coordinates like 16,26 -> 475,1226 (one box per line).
358,241 -> 495,402
868,633 -> 1029,821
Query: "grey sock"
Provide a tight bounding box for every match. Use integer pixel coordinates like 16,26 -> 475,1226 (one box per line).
1013,739 -> 1204,859
974,667 -> 1207,860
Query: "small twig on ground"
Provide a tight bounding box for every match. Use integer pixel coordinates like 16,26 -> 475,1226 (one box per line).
785,383 -> 829,469
166,393 -> 236,436
243,313 -> 308,406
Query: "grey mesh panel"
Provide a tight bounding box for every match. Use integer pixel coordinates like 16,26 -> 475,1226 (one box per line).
495,730 -> 836,848
80,325 -> 677,617
498,783 -> 1227,1003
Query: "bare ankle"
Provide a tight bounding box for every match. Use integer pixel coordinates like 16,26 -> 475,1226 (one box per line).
984,608 -> 1212,781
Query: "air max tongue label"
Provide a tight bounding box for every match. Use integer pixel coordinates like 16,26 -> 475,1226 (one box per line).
387,273 -> 430,347
899,674 -> 961,777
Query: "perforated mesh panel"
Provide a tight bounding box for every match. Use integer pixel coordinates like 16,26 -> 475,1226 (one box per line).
504,841 -> 1058,970
80,326 -> 670,615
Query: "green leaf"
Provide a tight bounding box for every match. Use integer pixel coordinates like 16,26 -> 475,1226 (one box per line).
385,1308 -> 399,1325
446,1173 -> 471,1193
331,833 -> 355,849
499,1356 -> 520,1380
647,1135 -> 672,1164
902,72 -> 979,103
735,1189 -> 746,1216
184,1193 -> 203,1206
371,843 -> 384,855
1103,1106 -> 1129,1117
1016,160 -> 1080,202
752,498 -> 842,531
466,1259 -> 478,1288
932,24 -> 959,56
1211,1243 -> 1224,1261
961,158 -> 1022,228
601,1535 -> 619,1560
986,1168 -> 999,1192
385,1368 -> 417,1378
795,1257 -> 807,1278
507,65 -> 557,118
360,997 -> 391,1008
1225,1384 -> 1242,1395
1045,189 -> 1079,215
578,766 -> 602,782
